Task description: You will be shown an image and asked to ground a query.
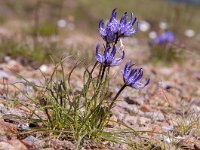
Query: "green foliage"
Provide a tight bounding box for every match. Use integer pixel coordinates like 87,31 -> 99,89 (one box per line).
29,22 -> 56,37
149,44 -> 183,64
16,58 -> 125,148
0,36 -> 62,65
173,112 -> 200,137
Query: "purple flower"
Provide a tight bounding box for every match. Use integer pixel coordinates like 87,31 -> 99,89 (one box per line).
96,43 -> 125,67
151,31 -> 175,45
99,9 -> 139,43
121,62 -> 150,89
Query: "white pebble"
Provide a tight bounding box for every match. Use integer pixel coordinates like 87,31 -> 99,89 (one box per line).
149,31 -> 157,39
140,20 -> 150,32
39,64 -> 48,73
159,21 -> 168,30
184,29 -> 195,38
57,19 -> 67,28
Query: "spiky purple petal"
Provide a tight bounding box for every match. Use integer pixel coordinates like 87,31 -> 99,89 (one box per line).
122,62 -> 150,89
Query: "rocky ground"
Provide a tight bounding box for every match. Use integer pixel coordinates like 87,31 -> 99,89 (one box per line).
0,37 -> 200,150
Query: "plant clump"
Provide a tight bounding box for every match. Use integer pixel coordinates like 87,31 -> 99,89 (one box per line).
149,31 -> 182,63
17,9 -> 150,149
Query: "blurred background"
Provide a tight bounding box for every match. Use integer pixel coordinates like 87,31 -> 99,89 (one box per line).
0,0 -> 199,67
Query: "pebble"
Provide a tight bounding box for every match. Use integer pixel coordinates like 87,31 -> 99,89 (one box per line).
159,21 -> 168,30
0,70 -> 9,79
117,101 -> 140,114
140,20 -> 150,32
23,135 -> 45,149
0,104 -> 25,117
162,125 -> 174,132
57,19 -> 67,28
194,142 -> 200,150
124,96 -> 144,105
0,142 -> 17,150
158,67 -> 173,76
149,31 -> 157,39
39,64 -> 48,73
49,139 -> 75,149
17,122 -> 30,131
184,29 -> 195,38
0,140 -> 27,150
144,111 -> 165,121
123,115 -> 137,125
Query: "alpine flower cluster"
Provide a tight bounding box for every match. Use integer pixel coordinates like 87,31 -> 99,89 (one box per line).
96,9 -> 149,90
99,9 -> 139,44
95,43 -> 125,67
122,62 -> 150,89
150,31 -> 175,45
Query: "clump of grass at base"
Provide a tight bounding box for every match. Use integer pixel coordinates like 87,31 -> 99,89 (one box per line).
16,58 -> 129,148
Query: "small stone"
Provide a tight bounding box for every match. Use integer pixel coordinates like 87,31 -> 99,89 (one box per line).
17,123 -> 30,131
123,115 -> 137,125
137,116 -> 150,125
117,101 -> 139,114
164,136 -> 171,144
174,136 -> 186,143
112,108 -> 126,121
6,60 -> 22,73
57,19 -> 67,28
191,98 -> 200,107
184,29 -> 195,38
159,21 -> 168,30
1,107 -> 25,117
191,105 -> 200,113
107,115 -> 118,127
49,139 -> 75,149
0,70 -> 9,79
158,67 -> 173,76
140,20 -> 150,32
149,31 -> 157,39
144,111 -> 165,121
162,125 -> 174,132
0,121 -> 17,135
124,97 -> 138,105
124,96 -> 144,105
194,141 -> 200,150
23,135 -> 45,149
0,140 -> 27,150
0,142 -> 15,150
39,64 -> 48,73
140,104 -> 153,112
9,140 -> 28,150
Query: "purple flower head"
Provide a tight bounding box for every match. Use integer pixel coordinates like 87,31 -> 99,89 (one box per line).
121,61 -> 150,89
96,43 -> 125,67
99,9 -> 139,44
151,31 -> 175,45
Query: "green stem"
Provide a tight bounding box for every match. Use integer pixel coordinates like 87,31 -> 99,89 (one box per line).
95,64 -> 103,87
100,65 -> 106,83
82,61 -> 98,97
91,61 -> 98,75
110,84 -> 127,109
97,84 -> 127,130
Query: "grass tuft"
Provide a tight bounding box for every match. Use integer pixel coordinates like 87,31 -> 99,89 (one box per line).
13,58 -> 139,148
149,43 -> 183,64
